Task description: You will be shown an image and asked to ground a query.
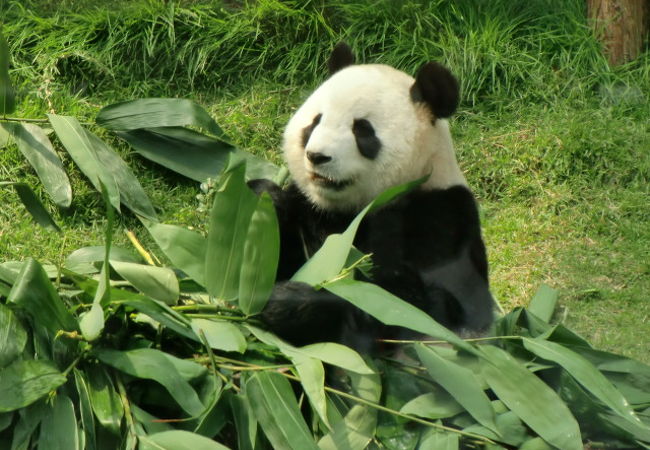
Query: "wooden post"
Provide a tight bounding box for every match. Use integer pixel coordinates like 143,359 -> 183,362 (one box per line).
587,0 -> 649,65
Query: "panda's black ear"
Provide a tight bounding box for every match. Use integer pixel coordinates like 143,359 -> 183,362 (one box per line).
328,42 -> 355,75
410,62 -> 459,119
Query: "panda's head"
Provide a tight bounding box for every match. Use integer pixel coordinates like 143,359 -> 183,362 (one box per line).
283,43 -> 467,212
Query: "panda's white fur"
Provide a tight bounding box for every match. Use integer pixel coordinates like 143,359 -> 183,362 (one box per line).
283,63 -> 467,212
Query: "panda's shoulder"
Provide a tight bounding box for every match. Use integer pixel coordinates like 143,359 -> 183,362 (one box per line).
401,184 -> 481,223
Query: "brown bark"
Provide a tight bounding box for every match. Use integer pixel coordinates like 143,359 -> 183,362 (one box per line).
587,0 -> 649,65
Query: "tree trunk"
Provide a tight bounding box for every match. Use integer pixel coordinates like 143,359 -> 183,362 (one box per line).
587,0 -> 649,65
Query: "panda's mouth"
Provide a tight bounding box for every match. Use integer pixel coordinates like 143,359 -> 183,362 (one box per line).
309,172 -> 352,190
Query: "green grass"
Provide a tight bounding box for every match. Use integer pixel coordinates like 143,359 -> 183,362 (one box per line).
1,0 -> 649,362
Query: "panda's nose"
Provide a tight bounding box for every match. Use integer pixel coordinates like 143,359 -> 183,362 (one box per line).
306,151 -> 332,165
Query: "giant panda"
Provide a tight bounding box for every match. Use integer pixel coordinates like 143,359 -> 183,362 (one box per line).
249,43 -> 494,353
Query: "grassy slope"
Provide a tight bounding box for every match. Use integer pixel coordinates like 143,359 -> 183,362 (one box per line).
1,0 -> 648,361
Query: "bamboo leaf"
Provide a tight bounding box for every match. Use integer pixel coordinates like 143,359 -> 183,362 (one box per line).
85,130 -> 157,220
139,430 -> 230,450
324,279 -> 478,355
238,192 -> 279,315
162,353 -> 208,382
572,347 -> 650,408
582,348 -> 650,374
249,326 -> 362,428
85,364 -> 123,434
599,411 -> 650,443
416,344 -> 497,433
0,27 -> 15,115
37,394 -> 80,450
48,114 -> 121,211
0,303 -> 27,368
318,405 -> 376,450
248,324 -> 377,428
191,318 -> 247,353
0,282 -> 10,297
11,401 -> 48,450
96,348 -> 205,417
244,152 -> 281,181
321,370 -> 381,449
292,177 -> 425,286
246,371 -> 319,450
400,392 -> 463,420
115,126 -> 277,182
82,185 -> 112,337
7,122 -> 72,208
0,360 -> 66,412
115,127 -> 234,182
0,121 -> 10,147
145,222 -> 207,286
293,355 -> 330,428
519,437 -> 554,450
494,411 -> 529,446
73,369 -> 97,450
479,345 -> 583,450
191,375 -> 225,438
523,338 -> 650,436
111,260 -> 179,305
97,98 -> 226,138
12,183 -> 60,231
229,394 -> 258,450
117,292 -> 197,340
0,414 -> 10,435
205,158 -> 257,300
65,267 -> 194,340
65,245 -> 141,274
0,182 -> 61,231
132,404 -> 173,435
350,369 -> 382,403
247,326 -> 374,374
48,114 -> 157,219
8,258 -> 77,333
527,284 -> 558,323
79,302 -> 105,341
298,342 -> 375,375
419,428 -> 459,450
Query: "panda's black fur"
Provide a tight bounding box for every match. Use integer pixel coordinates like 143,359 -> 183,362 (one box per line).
249,44 -> 494,353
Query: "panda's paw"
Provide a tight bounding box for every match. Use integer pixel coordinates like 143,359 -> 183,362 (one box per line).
247,178 -> 291,211
260,281 -> 355,347
247,178 -> 281,196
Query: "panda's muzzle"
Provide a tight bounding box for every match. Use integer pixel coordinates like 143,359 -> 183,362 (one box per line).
309,172 -> 352,191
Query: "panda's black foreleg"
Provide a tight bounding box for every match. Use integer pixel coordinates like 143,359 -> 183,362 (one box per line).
247,178 -> 287,208
261,280 -> 380,353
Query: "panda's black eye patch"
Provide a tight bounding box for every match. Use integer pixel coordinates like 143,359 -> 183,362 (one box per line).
301,113 -> 322,148
352,118 -> 381,160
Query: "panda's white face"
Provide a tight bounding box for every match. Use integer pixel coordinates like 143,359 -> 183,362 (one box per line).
283,64 -> 466,212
